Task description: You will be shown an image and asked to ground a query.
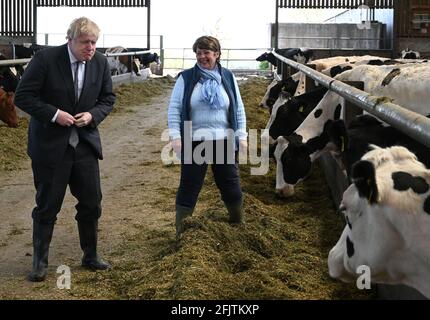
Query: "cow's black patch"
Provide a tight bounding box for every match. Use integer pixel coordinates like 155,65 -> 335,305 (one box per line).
346,236 -> 355,258
424,196 -> 430,215
314,109 -> 323,118
328,119 -> 349,153
383,59 -> 400,65
382,68 -> 401,86
334,104 -> 342,120
367,59 -> 384,66
306,120 -> 333,152
352,160 -> 378,204
281,134 -> 312,184
330,65 -> 353,77
392,171 -> 429,194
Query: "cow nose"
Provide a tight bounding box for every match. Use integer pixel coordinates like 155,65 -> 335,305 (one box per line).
275,186 -> 295,198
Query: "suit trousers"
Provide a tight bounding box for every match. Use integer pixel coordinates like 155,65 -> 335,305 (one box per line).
176,139 -> 243,209
31,142 -> 102,224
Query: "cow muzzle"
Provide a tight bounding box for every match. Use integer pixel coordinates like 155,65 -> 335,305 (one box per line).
275,184 -> 295,198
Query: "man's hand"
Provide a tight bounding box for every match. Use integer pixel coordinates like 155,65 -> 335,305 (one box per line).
170,138 -> 182,156
74,112 -> 93,127
55,110 -> 76,127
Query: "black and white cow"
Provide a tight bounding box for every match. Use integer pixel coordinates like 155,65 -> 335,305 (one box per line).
401,48 -> 420,59
274,62 -> 430,197
328,145 -> 430,299
124,48 -> 161,68
259,75 -> 301,111
103,46 -> 141,76
328,115 -> 430,177
265,86 -> 328,144
256,48 -> 314,67
0,54 -> 23,92
13,44 -> 50,59
259,55 -> 394,110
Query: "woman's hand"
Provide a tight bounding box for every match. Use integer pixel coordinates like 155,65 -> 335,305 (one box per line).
171,138 -> 182,156
238,139 -> 248,162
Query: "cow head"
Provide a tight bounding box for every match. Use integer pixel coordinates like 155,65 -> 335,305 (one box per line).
0,88 -> 19,127
328,146 -> 430,298
259,75 -> 300,111
256,52 -> 277,66
274,91 -> 343,197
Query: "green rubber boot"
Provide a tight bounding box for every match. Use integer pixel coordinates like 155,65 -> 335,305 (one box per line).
175,205 -> 194,240
226,200 -> 244,224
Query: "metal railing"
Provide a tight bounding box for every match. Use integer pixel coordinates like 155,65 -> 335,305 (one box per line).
272,51 -> 430,148
162,48 -> 272,73
0,58 -> 31,66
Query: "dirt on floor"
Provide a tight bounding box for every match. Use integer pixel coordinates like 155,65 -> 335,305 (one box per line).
0,76 -> 375,300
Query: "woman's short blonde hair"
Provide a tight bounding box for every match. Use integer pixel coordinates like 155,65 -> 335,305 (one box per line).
66,17 -> 100,40
192,36 -> 221,62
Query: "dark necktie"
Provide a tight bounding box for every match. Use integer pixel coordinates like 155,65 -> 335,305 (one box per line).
73,61 -> 81,103
69,61 -> 81,148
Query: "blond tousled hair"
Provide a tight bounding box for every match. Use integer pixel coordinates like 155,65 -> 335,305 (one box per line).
66,17 -> 100,40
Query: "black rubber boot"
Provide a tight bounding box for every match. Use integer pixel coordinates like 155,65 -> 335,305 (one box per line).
175,205 -> 194,240
77,220 -> 111,271
226,200 -> 244,224
27,222 -> 55,282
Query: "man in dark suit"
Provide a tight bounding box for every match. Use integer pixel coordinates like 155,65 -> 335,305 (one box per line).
14,17 -> 116,282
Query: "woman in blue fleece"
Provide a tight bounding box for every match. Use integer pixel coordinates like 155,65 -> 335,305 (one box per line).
168,36 -> 247,239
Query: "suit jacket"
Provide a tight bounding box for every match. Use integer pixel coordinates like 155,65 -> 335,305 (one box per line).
14,44 -> 115,165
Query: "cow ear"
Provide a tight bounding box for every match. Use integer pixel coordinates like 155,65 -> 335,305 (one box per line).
327,119 -> 348,153
351,160 -> 379,204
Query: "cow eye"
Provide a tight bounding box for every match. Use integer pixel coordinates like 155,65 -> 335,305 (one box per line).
338,204 -> 346,215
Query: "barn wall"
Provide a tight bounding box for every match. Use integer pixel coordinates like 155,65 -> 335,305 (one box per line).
325,9 -> 394,49
272,23 -> 385,49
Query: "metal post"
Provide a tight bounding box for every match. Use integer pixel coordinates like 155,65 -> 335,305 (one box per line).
45,33 -> 48,45
343,81 -> 364,128
159,35 -> 164,75
274,0 -> 279,49
182,48 -> 185,70
33,0 -> 37,44
146,0 -> 151,50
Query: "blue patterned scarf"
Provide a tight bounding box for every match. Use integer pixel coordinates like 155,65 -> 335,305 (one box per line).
197,63 -> 225,110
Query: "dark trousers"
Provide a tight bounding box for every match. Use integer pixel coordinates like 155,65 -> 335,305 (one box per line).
31,142 -> 102,224
176,140 -> 243,209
